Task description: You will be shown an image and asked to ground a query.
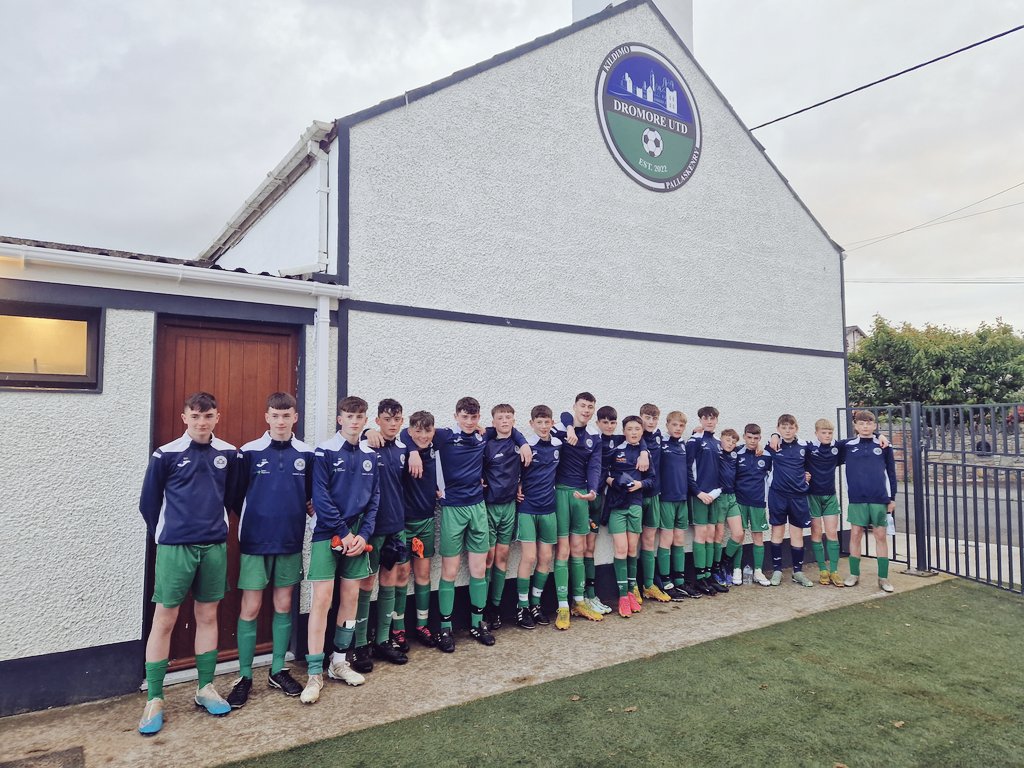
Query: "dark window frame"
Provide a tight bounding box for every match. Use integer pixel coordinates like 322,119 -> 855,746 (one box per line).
0,300 -> 104,392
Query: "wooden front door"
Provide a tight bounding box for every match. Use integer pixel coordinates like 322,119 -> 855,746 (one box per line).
151,316 -> 302,670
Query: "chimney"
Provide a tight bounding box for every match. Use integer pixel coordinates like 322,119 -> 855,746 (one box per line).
572,0 -> 694,53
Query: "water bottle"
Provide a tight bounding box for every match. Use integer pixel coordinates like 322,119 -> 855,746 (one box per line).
742,565 -> 753,584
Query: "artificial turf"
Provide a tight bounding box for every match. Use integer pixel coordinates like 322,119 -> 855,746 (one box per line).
221,580 -> 1024,768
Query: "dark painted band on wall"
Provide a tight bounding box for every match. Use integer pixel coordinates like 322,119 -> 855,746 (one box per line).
346,300 -> 846,359
0,639 -> 143,717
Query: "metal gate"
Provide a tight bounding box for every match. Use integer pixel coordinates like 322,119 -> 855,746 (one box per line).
837,401 -> 1024,593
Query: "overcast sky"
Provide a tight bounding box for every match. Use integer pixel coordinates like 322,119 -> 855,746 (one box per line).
1,0 -> 1021,333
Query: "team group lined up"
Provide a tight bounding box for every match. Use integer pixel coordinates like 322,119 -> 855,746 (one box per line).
135,391 -> 899,735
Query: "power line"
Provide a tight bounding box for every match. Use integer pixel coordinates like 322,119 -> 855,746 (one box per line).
846,199 -> 1024,252
846,180 -> 1024,248
750,23 -> 1024,131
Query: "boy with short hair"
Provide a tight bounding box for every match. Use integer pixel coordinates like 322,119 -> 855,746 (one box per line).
302,396 -> 379,704
687,406 -> 725,595
420,397 -> 531,652
715,428 -> 745,587
397,411 -> 439,648
138,392 -> 240,734
605,415 -> 656,617
764,414 -> 814,587
735,424 -> 773,586
582,405 -> 621,615
639,403 -> 672,603
842,410 -> 898,592
482,404 -> 523,629
659,411 -> 699,599
514,405 -> 562,629
226,392 -> 313,708
807,418 -> 846,587
551,393 -> 604,627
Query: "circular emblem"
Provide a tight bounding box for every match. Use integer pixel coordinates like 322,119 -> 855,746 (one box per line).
213,455 -> 228,469
554,450 -> 560,460
400,454 -> 406,466
585,438 -> 593,449
514,445 -> 521,453
429,448 -> 436,459
729,451 -> 735,458
757,459 -> 765,468
655,436 -> 662,444
873,447 -> 883,455
293,458 -> 306,471
831,447 -> 839,455
799,449 -> 806,457
595,43 -> 701,192
362,459 -> 373,471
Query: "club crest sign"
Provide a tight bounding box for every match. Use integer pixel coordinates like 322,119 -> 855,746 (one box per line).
595,43 -> 701,191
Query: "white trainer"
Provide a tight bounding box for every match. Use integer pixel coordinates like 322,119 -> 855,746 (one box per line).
732,568 -> 743,586
589,596 -> 612,615
753,569 -> 771,587
844,574 -> 860,587
300,674 -> 323,704
327,651 -> 365,686
878,578 -> 895,593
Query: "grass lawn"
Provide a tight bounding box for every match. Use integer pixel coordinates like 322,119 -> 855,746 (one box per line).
222,580 -> 1024,768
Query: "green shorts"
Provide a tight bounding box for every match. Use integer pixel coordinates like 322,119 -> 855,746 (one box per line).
739,504 -> 769,533
691,497 -> 712,526
487,502 -> 517,547
152,543 -> 227,608
237,552 -> 302,590
405,516 -> 436,559
555,485 -> 592,537
609,505 -> 642,535
809,494 -> 840,518
517,511 -> 557,544
711,493 -> 738,524
307,538 -> 370,582
641,495 -> 661,528
439,502 -> 489,557
848,503 -> 889,528
369,531 -> 405,572
661,500 -> 689,530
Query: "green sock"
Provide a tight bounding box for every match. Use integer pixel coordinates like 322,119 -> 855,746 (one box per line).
305,652 -> 325,676
753,544 -> 765,570
517,576 -> 530,607
733,545 -> 743,568
640,549 -> 655,588
415,581 -> 431,627
485,566 -> 491,584
850,556 -> 861,576
569,556 -> 585,602
812,540 -> 826,570
375,585 -> 396,642
671,544 -> 686,576
333,622 -> 354,654
878,557 -> 889,579
195,649 -> 218,688
826,539 -> 840,572
657,546 -> 671,583
489,565 -> 507,607
271,612 -> 291,674
530,570 -> 549,606
439,578 -> 456,630
392,582 -> 406,632
355,589 -> 372,646
713,542 -> 724,564
584,556 -> 596,599
706,542 -> 715,569
725,538 -> 740,559
469,575 -> 487,627
614,557 -> 628,597
554,559 -> 569,606
145,659 -> 169,700
693,540 -> 706,575
627,555 -> 638,590
236,617 -> 257,679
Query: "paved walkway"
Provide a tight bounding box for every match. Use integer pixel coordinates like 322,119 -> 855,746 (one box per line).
0,563 -> 945,768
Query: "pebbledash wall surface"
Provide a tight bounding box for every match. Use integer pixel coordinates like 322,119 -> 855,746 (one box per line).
0,0 -> 846,715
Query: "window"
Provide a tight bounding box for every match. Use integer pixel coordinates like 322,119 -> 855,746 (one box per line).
0,301 -> 103,390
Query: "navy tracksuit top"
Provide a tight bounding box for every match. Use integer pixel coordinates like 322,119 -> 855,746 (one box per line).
806,439 -> 845,496
139,432 -> 240,546
236,432 -> 314,555
687,431 -> 722,496
434,427 -> 527,507
642,429 -> 664,497
718,447 -> 739,494
659,435 -> 689,502
606,441 -> 656,510
552,420 -> 603,494
518,435 -> 561,515
369,434 -> 408,536
843,437 -> 898,504
764,438 -> 810,496
311,434 -> 380,542
401,428 -> 438,521
483,431 -> 523,505
735,446 -> 772,507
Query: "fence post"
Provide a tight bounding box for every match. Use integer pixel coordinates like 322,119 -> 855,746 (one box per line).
907,401 -> 931,575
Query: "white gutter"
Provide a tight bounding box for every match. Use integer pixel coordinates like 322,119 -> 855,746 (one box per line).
0,243 -> 352,301
314,293 -> 332,441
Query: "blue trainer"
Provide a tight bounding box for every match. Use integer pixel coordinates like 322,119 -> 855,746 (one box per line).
194,683 -> 231,716
138,698 -> 164,735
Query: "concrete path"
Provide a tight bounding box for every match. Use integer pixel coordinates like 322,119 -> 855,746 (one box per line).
0,563 -> 946,768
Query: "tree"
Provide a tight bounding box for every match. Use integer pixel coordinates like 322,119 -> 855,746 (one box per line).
848,317 -> 1024,406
